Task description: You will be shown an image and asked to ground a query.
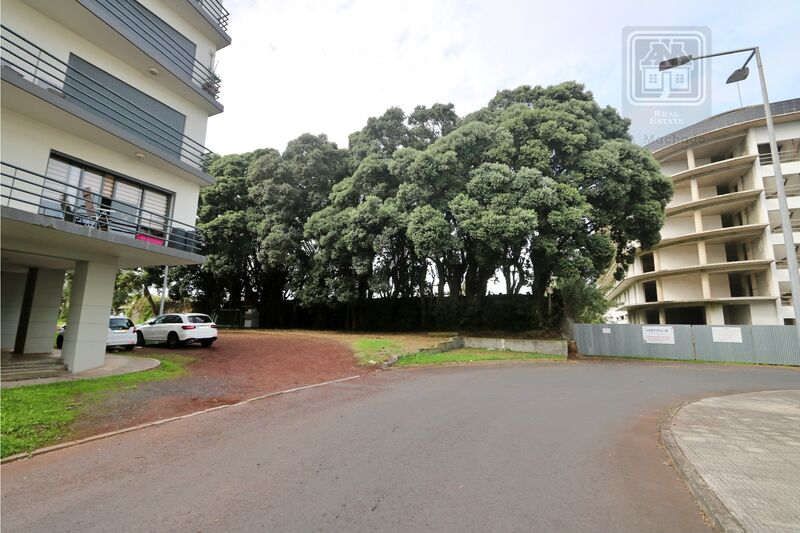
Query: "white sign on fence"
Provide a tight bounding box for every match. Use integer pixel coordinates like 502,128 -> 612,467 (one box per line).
602,327 -> 611,334
711,327 -> 743,343
642,325 -> 675,344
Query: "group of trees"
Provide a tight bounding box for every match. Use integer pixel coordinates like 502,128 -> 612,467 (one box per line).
118,82 -> 671,329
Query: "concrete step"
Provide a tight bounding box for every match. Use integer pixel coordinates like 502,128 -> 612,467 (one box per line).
1,367 -> 68,381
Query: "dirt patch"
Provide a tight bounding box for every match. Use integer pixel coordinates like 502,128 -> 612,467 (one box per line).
71,331 -> 362,438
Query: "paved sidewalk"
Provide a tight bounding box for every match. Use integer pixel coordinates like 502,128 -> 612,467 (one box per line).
1,353 -> 160,388
670,390 -> 800,533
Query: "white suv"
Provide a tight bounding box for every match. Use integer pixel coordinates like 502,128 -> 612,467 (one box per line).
136,313 -> 218,348
56,316 -> 137,351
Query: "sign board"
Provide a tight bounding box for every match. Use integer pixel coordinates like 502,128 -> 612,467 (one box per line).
711,327 -> 743,343
602,327 -> 611,334
642,325 -> 675,344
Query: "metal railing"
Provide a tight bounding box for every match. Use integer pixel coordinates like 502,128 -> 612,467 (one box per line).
0,26 -> 213,171
95,0 -> 220,99
1,162 -> 203,254
760,149 -> 800,166
190,0 -> 230,32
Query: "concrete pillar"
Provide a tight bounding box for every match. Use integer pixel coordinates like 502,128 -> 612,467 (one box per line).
690,177 -> 700,201
701,273 -> 711,298
686,147 -> 696,170
693,210 -> 704,233
20,268 -> 66,354
697,241 -> 708,265
658,307 -> 666,324
62,260 -> 117,373
705,304 -> 725,325
653,250 -> 662,270
1,271 -> 27,350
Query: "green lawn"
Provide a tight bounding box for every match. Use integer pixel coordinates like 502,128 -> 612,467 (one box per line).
0,354 -> 190,458
352,337 -> 406,365
396,348 -> 565,366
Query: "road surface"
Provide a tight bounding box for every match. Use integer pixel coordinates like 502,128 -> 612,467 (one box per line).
2,360 -> 798,532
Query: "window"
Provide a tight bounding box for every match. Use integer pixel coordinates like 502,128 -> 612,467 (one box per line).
109,318 -> 134,330
643,281 -> 658,302
165,315 -> 183,324
41,155 -> 172,239
188,315 -> 213,324
640,253 -> 655,273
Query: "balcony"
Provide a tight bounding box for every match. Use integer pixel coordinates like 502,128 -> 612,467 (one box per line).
90,0 -> 221,100
192,0 -> 230,32
665,189 -> 762,217
1,25 -> 214,182
1,162 -> 203,256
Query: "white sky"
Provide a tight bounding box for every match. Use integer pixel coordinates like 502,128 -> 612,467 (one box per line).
206,0 -> 800,155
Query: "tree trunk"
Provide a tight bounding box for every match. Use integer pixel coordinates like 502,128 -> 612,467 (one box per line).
143,283 -> 158,316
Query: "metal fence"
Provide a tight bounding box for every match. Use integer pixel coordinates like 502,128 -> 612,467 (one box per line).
574,323 -> 800,366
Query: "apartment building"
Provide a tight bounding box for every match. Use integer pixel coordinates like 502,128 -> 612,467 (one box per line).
603,99 -> 800,326
1,0 -> 230,372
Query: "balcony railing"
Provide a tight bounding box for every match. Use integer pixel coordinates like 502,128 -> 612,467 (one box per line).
759,150 -> 800,166
1,162 -> 203,255
0,26 -> 213,172
94,0 -> 221,99
190,0 -> 230,32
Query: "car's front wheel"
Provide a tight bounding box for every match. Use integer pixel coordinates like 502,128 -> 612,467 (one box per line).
136,331 -> 145,347
166,331 -> 180,349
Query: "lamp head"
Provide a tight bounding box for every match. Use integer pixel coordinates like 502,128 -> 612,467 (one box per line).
726,66 -> 750,84
659,55 -> 693,71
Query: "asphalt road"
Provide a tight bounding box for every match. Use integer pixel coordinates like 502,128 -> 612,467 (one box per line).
3,360 -> 799,533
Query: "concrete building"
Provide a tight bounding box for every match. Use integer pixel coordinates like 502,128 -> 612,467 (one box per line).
602,99 -> 800,326
1,0 -> 230,372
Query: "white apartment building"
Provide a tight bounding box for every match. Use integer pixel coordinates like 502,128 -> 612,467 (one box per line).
1,0 -> 230,372
603,99 -> 800,326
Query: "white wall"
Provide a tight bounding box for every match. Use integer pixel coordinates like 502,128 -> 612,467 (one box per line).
2,0 -> 210,143
661,215 -> 696,239
1,109 -> 201,226
661,276 -> 702,300
659,244 -> 698,269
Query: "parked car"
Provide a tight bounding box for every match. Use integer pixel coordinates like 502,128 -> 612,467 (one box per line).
136,313 -> 217,348
56,316 -> 137,351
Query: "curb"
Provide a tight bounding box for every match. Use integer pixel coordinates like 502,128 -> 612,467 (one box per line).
659,402 -> 745,533
1,374 -> 361,465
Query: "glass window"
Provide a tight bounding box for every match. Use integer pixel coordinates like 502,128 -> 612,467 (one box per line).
152,315 -> 168,324
166,315 -> 184,324
109,318 -> 132,330
41,156 -> 172,238
188,315 -> 212,323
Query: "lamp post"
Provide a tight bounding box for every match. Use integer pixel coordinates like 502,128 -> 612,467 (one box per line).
660,47 -> 800,342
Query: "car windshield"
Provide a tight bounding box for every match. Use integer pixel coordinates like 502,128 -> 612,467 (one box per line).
109,318 -> 132,330
188,315 -> 213,324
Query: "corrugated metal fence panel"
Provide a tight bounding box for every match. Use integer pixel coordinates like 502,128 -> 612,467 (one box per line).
692,326 -> 755,363
574,323 -> 800,365
748,326 -> 800,365
574,324 -> 693,359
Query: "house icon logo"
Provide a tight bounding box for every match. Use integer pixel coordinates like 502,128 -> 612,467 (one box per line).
624,28 -> 708,105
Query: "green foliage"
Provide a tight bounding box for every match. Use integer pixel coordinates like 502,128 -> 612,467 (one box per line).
0,355 -> 189,458
557,277 -> 613,323
114,81 -> 670,331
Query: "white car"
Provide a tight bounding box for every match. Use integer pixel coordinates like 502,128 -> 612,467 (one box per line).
56,316 -> 137,351
136,313 -> 218,348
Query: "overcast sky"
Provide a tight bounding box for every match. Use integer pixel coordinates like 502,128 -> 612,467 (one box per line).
206,0 -> 800,155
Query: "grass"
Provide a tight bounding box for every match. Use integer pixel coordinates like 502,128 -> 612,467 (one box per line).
0,354 -> 191,458
396,348 -> 565,366
352,338 -> 406,365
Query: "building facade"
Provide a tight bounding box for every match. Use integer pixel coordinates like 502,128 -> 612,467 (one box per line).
1,0 -> 230,371
603,99 -> 800,326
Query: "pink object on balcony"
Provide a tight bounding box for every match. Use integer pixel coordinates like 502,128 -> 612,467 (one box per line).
135,233 -> 165,246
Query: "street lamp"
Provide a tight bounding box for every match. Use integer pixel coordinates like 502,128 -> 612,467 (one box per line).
661,47 -> 800,343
